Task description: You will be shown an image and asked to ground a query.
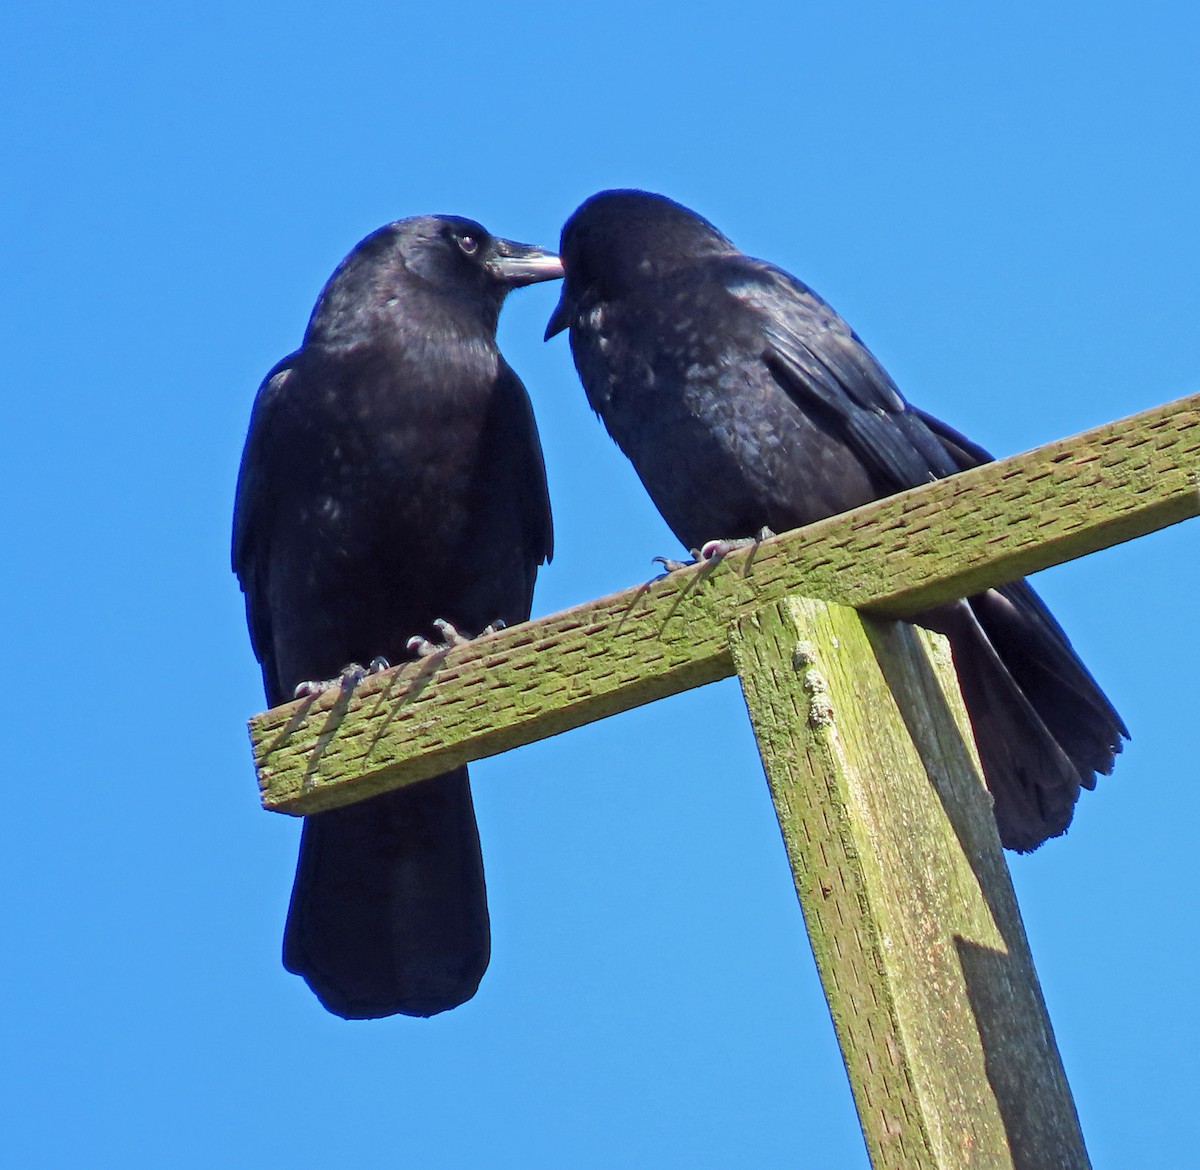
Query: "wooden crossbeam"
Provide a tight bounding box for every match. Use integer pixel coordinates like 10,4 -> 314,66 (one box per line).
248,391 -> 1199,815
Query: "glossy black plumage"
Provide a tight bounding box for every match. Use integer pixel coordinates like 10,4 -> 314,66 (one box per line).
234,215 -> 559,1017
548,189 -> 1125,851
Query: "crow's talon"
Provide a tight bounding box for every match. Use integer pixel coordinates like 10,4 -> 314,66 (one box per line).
406,634 -> 441,658
434,618 -> 468,646
407,620 -> 463,658
652,555 -> 695,573
293,658 -> 387,699
652,527 -> 776,580
407,618 -> 505,659
293,679 -> 330,698
700,527 -> 776,563
699,539 -> 734,561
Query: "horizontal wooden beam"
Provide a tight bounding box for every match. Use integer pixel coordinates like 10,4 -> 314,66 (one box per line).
249,391 -> 1200,814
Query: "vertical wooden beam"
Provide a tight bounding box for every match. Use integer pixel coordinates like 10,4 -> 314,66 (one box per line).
730,597 -> 1089,1170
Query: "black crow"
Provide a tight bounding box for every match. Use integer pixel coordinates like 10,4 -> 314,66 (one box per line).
547,188 -> 1125,851
234,215 -> 560,1017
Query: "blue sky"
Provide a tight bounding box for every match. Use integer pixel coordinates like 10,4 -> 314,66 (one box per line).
4,4 -> 1198,1166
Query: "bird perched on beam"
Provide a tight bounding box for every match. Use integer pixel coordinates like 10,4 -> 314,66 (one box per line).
547,188 -> 1125,852
233,215 -> 560,1017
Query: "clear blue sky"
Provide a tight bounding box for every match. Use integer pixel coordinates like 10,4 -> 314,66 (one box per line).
4,4 -> 1198,1166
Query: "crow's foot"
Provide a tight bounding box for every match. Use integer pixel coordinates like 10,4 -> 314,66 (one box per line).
698,526 -> 776,562
406,618 -> 506,659
653,527 -> 775,574
293,656 -> 390,699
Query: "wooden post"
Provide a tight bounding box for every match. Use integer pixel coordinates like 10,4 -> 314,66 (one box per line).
730,597 -> 1088,1169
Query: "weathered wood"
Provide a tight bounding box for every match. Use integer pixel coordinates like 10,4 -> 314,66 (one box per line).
730,597 -> 1089,1169
250,391 -> 1200,814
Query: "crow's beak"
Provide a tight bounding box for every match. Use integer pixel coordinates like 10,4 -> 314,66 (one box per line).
544,290 -> 571,340
489,239 -> 564,289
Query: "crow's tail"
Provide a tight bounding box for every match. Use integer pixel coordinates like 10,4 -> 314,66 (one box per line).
283,767 -> 490,1018
919,582 -> 1127,852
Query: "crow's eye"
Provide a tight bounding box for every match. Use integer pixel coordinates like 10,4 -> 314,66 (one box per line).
457,235 -> 479,256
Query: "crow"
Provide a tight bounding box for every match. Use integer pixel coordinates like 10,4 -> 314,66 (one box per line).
546,188 -> 1125,851
233,215 -> 560,1017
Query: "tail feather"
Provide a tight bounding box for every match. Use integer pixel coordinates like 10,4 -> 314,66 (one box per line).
969,582 -> 1127,786
918,586 -> 1126,852
283,766 -> 490,1019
